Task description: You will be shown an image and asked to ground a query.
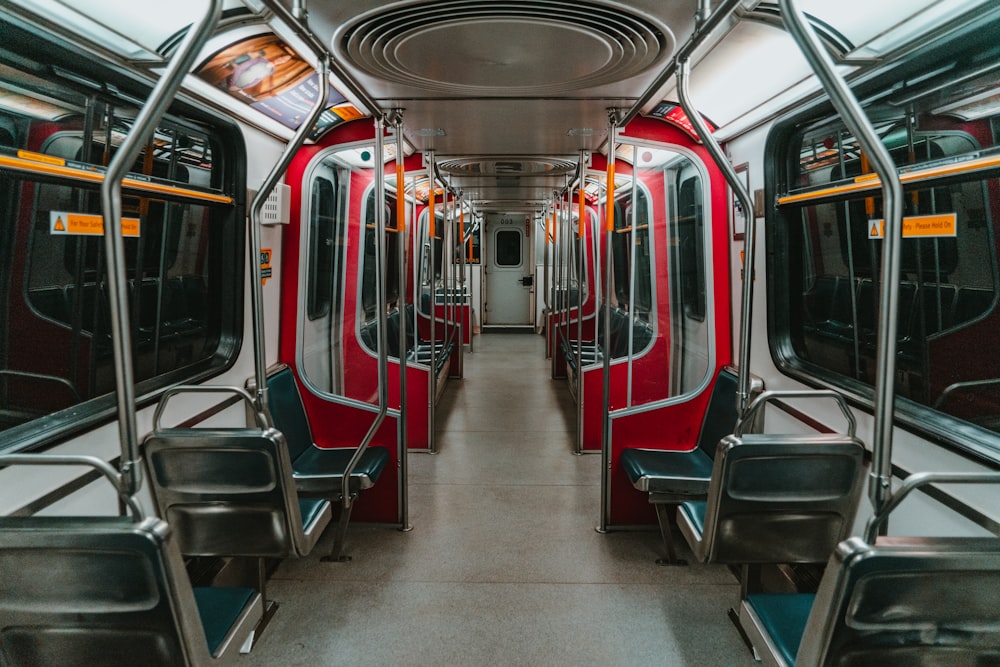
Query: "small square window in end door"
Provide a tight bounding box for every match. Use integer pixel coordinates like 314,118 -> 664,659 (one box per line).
495,229 -> 522,267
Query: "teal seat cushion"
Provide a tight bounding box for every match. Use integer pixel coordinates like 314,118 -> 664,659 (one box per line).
193,587 -> 256,657
678,501 -> 707,539
298,498 -> 329,532
266,368 -> 313,461
292,445 -> 390,494
746,593 -> 815,667
620,448 -> 713,496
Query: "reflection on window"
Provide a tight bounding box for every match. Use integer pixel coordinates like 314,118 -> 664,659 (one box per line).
775,58 -> 1000,448
301,154 -> 350,395
308,174 -> 338,320
359,187 -> 401,356
0,54 -> 239,445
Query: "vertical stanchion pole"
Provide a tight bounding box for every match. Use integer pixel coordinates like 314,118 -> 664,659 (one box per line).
779,0 -> 904,521
599,112 -> 618,532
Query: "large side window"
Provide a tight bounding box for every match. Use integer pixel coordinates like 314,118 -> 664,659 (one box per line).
301,154 -> 350,396
359,184 -> 400,355
771,58 -> 1000,456
308,174 -> 338,320
0,57 -> 242,448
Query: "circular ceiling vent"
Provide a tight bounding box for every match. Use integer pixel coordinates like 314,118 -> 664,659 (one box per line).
437,157 -> 578,176
339,1 -> 672,95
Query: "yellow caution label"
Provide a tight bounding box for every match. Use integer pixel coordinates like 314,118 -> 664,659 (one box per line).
49,212 -> 140,237
18,149 -> 65,166
867,213 -> 957,240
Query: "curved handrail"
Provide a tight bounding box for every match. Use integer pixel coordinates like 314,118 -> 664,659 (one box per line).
99,0 -> 222,498
734,389 -> 857,438
780,0 -> 905,518
933,377 -> 1000,410
864,471 -> 1000,543
620,0 -> 743,127
152,385 -> 268,433
0,454 -> 144,521
676,59 -> 757,418
260,0 -> 381,117
249,57 -> 331,418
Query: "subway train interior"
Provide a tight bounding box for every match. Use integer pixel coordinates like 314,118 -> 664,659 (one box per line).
2,0 -> 1000,664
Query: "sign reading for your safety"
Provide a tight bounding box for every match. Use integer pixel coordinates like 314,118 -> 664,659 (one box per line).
867,213 -> 957,240
50,212 -> 140,237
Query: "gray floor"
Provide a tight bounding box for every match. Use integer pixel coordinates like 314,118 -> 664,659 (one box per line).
241,333 -> 756,665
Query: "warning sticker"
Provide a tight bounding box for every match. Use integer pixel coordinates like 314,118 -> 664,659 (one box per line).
50,212 -> 140,237
867,213 -> 957,240
260,248 -> 272,286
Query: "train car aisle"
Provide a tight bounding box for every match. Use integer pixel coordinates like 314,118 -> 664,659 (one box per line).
240,333 -> 753,665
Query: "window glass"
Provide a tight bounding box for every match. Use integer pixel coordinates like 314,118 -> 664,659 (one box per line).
0,58 -> 239,444
358,178 -> 401,358
495,229 -> 521,267
774,55 -> 1000,449
300,153 -> 351,395
307,175 -> 337,320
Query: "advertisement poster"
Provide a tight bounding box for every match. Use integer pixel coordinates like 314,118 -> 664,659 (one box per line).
198,34 -> 362,137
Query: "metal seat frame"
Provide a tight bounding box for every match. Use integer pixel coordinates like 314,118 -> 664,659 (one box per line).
739,472 -> 1000,666
256,363 -> 391,562
144,385 -> 334,643
0,455 -> 263,667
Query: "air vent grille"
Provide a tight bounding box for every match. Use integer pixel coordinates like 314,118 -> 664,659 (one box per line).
340,0 -> 672,95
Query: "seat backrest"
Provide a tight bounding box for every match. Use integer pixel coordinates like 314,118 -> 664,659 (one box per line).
798,535 -> 1000,665
694,367 -> 741,460
0,515 -> 218,666
265,365 -> 314,461
696,432 -> 865,564
145,426 -> 322,558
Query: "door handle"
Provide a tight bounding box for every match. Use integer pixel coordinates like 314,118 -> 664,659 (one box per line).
520,275 -> 533,287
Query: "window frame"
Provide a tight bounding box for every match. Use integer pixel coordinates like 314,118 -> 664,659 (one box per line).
0,30 -> 246,455
765,24 -> 1000,465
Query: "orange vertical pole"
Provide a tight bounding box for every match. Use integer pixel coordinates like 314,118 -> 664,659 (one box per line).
605,156 -> 615,232
396,159 -> 406,232
429,186 -> 436,238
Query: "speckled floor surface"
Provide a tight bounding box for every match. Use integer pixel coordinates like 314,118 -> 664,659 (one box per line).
239,333 -> 756,666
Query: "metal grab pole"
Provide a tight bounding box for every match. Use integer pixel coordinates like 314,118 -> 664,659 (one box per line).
676,59 -> 756,415
392,113 -> 411,530
620,0 -> 743,127
260,0 -> 381,118
575,151 -> 588,454
599,112 -> 617,532
250,57 -> 331,416
344,116 -> 390,508
779,0 -> 905,518
427,151 -> 439,453
100,0 -> 221,498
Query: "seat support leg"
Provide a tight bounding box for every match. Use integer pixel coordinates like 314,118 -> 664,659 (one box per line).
653,503 -> 686,566
322,501 -> 354,562
242,557 -> 279,652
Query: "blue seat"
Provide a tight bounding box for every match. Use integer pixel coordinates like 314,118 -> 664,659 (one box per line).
145,387 -> 333,559
740,472 -> 1000,666
618,366 -> 745,563
741,536 -> 1000,666
676,431 -> 865,565
265,364 -> 390,561
144,386 -> 334,647
0,456 -> 263,667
